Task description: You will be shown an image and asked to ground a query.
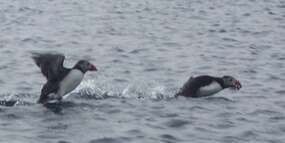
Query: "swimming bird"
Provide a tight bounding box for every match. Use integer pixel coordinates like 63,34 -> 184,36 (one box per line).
176,75 -> 241,97
32,53 -> 97,104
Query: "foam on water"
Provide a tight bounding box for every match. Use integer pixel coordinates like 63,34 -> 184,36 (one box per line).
73,79 -> 175,100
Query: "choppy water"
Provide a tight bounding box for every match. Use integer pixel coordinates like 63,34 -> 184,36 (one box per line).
1,0 -> 285,142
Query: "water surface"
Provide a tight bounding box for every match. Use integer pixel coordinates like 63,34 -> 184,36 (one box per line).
0,0 -> 285,143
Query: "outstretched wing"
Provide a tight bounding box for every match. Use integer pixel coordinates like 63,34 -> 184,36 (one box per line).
32,53 -> 66,81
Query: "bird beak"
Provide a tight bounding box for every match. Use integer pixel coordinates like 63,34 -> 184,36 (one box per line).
89,64 -> 97,71
233,80 -> 242,90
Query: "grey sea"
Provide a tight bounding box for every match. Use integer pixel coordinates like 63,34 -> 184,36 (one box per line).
0,0 -> 285,143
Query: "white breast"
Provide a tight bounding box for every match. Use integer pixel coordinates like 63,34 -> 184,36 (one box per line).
196,81 -> 223,97
57,69 -> 84,97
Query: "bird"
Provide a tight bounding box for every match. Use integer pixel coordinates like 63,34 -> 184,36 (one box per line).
176,75 -> 241,97
32,53 -> 97,104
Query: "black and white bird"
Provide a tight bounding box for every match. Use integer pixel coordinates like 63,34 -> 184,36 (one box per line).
32,53 -> 97,104
176,75 -> 241,97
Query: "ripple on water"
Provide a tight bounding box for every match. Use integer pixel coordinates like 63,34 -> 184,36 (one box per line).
144,68 -> 159,72
160,134 -> 181,143
274,101 -> 285,109
269,116 -> 285,122
112,47 -> 125,53
220,135 -> 248,143
126,129 -> 143,135
275,90 -> 285,95
248,109 -> 281,117
129,48 -> 148,54
89,137 -> 131,143
159,113 -> 179,118
3,113 -> 22,120
106,109 -> 121,114
279,125 -> 285,133
209,121 -> 235,130
57,141 -> 71,143
188,105 -> 213,112
239,130 -> 259,140
125,129 -> 145,140
47,123 -> 68,130
235,117 -> 257,124
165,119 -> 191,128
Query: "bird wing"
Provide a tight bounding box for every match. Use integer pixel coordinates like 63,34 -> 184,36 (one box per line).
177,78 -> 197,96
177,75 -> 213,97
32,53 -> 67,81
38,81 -> 60,104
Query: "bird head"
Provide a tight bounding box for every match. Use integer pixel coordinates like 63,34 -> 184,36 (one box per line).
222,76 -> 242,90
74,60 -> 97,73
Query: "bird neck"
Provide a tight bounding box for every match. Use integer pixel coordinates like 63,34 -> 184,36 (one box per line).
72,65 -> 86,73
213,77 -> 226,89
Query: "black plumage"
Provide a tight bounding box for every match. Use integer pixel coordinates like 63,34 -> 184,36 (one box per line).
32,53 -> 70,103
32,53 -> 97,104
176,75 -> 241,97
